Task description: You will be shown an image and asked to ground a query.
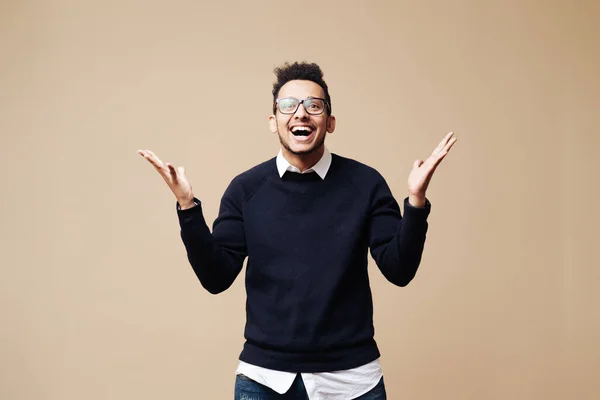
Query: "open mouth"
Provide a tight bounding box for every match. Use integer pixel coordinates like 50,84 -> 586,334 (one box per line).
290,125 -> 314,137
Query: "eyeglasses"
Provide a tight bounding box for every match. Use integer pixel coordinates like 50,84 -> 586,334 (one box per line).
275,97 -> 330,115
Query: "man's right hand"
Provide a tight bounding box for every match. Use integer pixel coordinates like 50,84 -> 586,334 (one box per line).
138,149 -> 196,210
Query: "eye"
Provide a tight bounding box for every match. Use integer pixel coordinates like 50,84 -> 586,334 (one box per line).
279,98 -> 298,110
305,99 -> 324,112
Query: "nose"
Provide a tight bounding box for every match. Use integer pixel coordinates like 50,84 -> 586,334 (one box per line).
293,101 -> 309,119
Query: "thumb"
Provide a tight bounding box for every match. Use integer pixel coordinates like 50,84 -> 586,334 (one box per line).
413,159 -> 424,169
177,166 -> 185,177
166,163 -> 177,181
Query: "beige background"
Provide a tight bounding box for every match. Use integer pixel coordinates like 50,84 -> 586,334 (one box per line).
1,0 -> 599,399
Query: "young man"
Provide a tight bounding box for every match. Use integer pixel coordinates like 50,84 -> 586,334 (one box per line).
139,62 -> 456,399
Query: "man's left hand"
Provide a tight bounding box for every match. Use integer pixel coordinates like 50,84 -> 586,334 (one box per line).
407,132 -> 457,207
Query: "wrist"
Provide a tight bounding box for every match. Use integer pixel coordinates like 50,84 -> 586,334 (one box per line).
408,193 -> 426,207
178,198 -> 196,210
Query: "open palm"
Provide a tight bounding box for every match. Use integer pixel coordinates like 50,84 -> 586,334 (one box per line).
138,149 -> 196,209
408,132 -> 457,198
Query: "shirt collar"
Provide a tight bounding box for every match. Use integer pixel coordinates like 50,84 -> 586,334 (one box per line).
276,147 -> 332,180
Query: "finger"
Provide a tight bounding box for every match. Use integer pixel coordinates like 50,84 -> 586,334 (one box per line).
166,163 -> 178,182
138,149 -> 152,160
431,132 -> 454,156
436,137 -> 458,161
140,149 -> 166,171
430,137 -> 457,168
443,136 -> 457,153
145,150 -> 161,162
423,154 -> 441,172
177,166 -> 185,177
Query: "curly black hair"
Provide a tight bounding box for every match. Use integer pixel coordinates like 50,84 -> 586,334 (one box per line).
272,61 -> 332,115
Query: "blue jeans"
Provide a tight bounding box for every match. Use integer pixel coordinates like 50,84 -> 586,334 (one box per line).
234,373 -> 386,399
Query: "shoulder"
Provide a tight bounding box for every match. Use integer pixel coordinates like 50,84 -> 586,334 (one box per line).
224,157 -> 276,199
234,157 -> 276,182
331,153 -> 386,185
331,154 -> 399,208
329,153 -> 391,203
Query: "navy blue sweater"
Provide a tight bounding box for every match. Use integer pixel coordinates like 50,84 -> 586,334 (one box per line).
177,154 -> 431,372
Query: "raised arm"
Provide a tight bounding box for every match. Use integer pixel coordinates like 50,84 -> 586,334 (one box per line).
369,132 -> 456,286
369,180 -> 431,286
138,150 -> 246,294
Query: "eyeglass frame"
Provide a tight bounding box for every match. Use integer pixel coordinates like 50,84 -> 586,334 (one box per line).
273,96 -> 331,115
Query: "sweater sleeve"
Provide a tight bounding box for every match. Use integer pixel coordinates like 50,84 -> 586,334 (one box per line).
368,176 -> 431,286
177,179 -> 247,294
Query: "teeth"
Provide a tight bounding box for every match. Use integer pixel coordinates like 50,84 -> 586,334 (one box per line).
291,126 -> 312,132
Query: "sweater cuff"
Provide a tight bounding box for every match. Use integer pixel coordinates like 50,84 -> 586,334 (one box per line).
176,198 -> 205,225
403,197 -> 431,220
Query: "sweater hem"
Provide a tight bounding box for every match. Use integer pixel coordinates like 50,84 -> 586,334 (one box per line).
238,340 -> 381,373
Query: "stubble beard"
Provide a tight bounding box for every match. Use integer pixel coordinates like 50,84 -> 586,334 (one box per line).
276,127 -> 326,156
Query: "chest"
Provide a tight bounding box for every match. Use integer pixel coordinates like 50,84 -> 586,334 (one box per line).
243,183 -> 370,254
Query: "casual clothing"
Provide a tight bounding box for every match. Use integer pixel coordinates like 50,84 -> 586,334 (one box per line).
236,355 -> 382,399
233,149 -> 384,399
176,148 -> 430,398
234,373 -> 387,400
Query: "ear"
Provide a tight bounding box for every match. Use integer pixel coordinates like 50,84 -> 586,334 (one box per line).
326,115 -> 336,133
268,115 -> 278,133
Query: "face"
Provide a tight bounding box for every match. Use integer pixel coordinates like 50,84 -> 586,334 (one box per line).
269,80 -> 336,157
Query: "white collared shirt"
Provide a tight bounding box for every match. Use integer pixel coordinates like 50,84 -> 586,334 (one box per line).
235,147 -> 383,400
275,147 -> 332,179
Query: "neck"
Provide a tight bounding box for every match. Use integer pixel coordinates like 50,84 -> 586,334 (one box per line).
282,145 -> 325,172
